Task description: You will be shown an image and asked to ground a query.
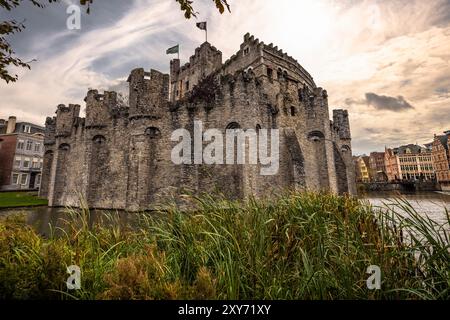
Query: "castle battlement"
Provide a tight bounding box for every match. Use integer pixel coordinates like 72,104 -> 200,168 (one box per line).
40,33 -> 356,211
180,42 -> 222,72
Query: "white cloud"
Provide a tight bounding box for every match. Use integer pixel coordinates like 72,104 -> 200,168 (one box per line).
0,0 -> 449,155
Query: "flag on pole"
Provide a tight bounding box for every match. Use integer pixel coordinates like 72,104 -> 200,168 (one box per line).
166,45 -> 179,55
196,22 -> 207,31
196,22 -> 208,42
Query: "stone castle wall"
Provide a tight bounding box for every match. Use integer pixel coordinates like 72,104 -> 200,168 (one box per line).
40,33 -> 356,211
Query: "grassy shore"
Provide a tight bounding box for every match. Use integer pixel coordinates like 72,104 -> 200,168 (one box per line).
0,191 -> 48,209
0,192 -> 448,300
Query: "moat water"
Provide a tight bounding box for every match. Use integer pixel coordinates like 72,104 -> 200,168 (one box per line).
1,191 -> 449,236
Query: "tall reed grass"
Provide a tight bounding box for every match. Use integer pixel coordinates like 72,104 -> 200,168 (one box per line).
0,192 -> 448,300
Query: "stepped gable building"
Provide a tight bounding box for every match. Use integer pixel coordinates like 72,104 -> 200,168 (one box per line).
40,33 -> 356,211
385,144 -> 434,182
432,131 -> 450,191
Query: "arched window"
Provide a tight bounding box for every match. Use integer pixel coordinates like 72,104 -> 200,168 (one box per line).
341,145 -> 351,153
145,127 -> 161,139
307,131 -> 325,142
59,143 -> 70,151
93,135 -> 106,145
226,122 -> 241,130
277,68 -> 283,79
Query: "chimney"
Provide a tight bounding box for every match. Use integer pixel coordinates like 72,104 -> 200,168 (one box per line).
6,116 -> 16,134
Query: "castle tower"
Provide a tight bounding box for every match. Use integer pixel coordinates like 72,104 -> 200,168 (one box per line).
333,109 -> 356,195
127,68 -> 170,118
85,90 -> 117,128
333,110 -> 351,140
170,42 -> 222,102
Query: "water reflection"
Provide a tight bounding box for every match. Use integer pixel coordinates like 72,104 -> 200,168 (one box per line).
360,191 -> 450,225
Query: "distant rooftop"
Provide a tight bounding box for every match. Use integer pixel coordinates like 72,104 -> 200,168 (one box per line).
0,116 -> 44,135
394,144 -> 429,155
435,133 -> 449,151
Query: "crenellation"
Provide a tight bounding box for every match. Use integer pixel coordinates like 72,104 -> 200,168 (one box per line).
55,104 -> 80,138
333,109 -> 351,140
41,33 -> 355,211
44,117 -> 56,146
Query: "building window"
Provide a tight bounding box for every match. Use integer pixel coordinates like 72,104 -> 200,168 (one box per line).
277,68 -> 282,79
26,140 -> 33,151
23,158 -> 30,168
243,46 -> 250,56
290,106 -> 297,116
14,157 -> 21,168
34,143 -> 41,152
185,81 -> 189,91
17,140 -> 25,150
32,158 -> 40,169
36,174 -> 41,186
267,68 -> 273,80
145,127 -> 161,139
12,173 -> 20,185
23,125 -> 31,133
20,174 -> 28,186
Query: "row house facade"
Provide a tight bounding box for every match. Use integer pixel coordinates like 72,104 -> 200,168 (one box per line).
384,144 -> 435,182
432,131 -> 450,191
354,156 -> 371,183
0,116 -> 45,190
368,152 -> 387,182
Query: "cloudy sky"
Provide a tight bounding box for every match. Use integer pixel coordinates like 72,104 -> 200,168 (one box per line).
0,0 -> 449,154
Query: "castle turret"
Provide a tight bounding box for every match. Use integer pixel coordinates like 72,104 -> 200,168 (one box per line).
85,89 -> 118,128
44,117 -> 56,146
55,104 -> 80,138
170,42 -> 222,102
333,110 -> 351,140
170,59 -> 180,79
128,68 -> 169,118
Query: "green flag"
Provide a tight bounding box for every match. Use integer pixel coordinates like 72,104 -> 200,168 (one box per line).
166,45 -> 179,55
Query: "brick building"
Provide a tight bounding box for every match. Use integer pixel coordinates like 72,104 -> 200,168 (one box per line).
368,152 -> 387,182
432,131 -> 450,191
0,116 -> 45,190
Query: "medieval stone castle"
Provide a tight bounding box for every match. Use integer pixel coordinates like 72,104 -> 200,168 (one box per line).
40,33 -> 356,211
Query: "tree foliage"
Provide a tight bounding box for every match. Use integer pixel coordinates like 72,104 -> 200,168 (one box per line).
1,0 -> 58,83
0,0 -> 230,84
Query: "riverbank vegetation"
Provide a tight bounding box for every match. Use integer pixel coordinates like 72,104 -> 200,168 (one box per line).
0,191 -> 48,209
0,192 -> 448,300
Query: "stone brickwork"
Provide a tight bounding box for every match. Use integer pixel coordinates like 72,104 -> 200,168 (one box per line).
40,33 -> 356,210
